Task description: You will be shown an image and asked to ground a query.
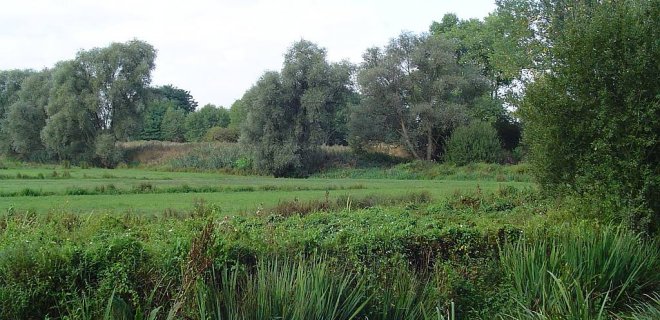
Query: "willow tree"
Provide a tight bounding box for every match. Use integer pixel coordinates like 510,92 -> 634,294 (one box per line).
0,69 -> 35,155
351,33 -> 489,160
5,70 -> 51,160
241,40 -> 354,177
42,40 -> 156,162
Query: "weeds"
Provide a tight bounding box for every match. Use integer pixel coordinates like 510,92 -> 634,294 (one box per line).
262,191 -> 432,217
0,176 -> 656,319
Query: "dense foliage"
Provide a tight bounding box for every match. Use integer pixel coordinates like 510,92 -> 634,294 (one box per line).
240,40 -> 355,177
0,44 -> 236,167
444,122 -> 503,165
1,1 -> 658,316
350,33 -> 491,160
1,187 -> 657,319
520,0 -> 659,233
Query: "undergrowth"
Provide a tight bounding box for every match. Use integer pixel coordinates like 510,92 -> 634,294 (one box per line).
0,187 -> 657,319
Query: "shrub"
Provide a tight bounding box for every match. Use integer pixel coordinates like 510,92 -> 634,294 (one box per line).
168,143 -> 252,171
203,126 -> 239,143
94,134 -> 124,168
444,122 -> 503,166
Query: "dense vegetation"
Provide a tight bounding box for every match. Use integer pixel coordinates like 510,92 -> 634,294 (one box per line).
1,181 -> 658,319
520,0 -> 659,233
0,0 -> 658,318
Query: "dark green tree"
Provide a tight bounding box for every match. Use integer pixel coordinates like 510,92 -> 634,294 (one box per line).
520,0 -> 659,232
161,107 -> 186,142
150,85 -> 198,113
139,100 -> 171,140
241,40 -> 355,176
351,33 -> 489,160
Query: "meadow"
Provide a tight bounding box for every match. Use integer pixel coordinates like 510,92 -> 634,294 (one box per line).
0,163 -> 531,214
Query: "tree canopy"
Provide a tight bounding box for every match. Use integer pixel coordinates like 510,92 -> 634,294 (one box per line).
42,40 -> 156,162
350,33 -> 491,160
241,40 -> 355,177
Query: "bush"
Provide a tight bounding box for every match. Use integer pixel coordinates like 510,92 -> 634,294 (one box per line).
168,143 -> 252,172
444,122 -> 503,166
94,134 -> 124,168
203,126 -> 239,143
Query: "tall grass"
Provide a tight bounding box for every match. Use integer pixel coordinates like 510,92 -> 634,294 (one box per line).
622,293 -> 660,320
194,258 -> 457,320
194,258 -> 370,320
314,161 -> 532,182
500,226 -> 660,318
370,267 -> 451,320
94,258 -> 456,320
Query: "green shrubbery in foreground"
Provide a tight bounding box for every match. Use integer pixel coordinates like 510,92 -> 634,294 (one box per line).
1,188 -> 657,319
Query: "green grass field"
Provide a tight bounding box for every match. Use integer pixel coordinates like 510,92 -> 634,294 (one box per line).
0,165 -> 532,214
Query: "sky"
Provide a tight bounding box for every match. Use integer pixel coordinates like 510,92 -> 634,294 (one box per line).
1,0 -> 497,109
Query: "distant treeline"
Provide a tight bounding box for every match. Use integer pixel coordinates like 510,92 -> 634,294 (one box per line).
0,40 -> 239,167
0,5 -> 532,170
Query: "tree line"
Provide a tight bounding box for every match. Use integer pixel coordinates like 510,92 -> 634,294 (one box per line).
0,40 -> 239,167
0,6 -> 525,170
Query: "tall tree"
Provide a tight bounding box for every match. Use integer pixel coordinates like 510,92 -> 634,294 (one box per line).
0,69 -> 35,117
241,40 -> 355,176
139,100 -> 170,140
0,69 -> 35,155
351,33 -> 489,160
42,40 -> 156,161
5,70 -> 51,160
241,71 -> 297,176
41,61 -> 96,161
430,10 -> 534,151
430,10 -> 537,103
77,39 -> 156,140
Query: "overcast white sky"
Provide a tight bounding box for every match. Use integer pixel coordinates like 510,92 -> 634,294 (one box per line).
1,0 -> 496,108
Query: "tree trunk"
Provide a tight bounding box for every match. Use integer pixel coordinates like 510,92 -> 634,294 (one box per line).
426,128 -> 435,161
399,119 -> 420,159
